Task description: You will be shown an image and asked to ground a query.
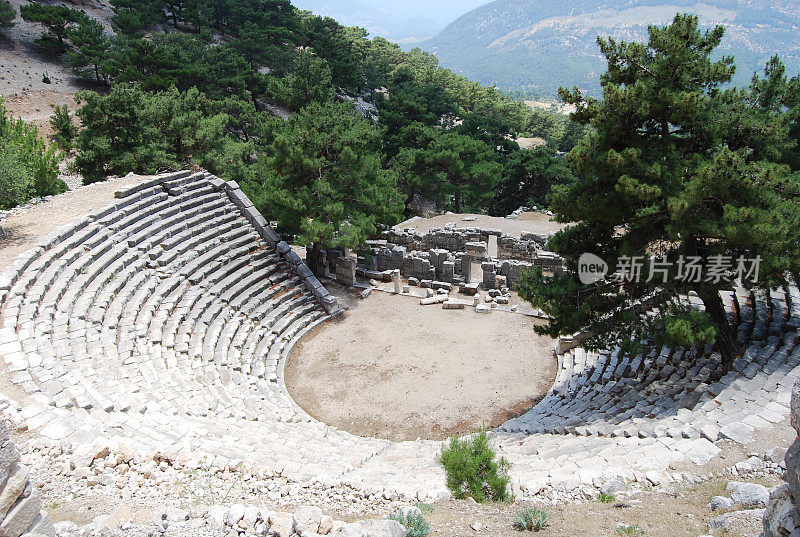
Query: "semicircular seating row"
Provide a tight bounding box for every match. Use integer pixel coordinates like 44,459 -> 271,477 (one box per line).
0,170 -> 797,500
0,172 -> 451,500
499,284 -> 800,443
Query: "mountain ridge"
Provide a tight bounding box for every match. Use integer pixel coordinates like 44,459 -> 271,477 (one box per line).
421,0 -> 800,96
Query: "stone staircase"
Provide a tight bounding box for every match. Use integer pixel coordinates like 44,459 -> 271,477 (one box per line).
0,170 -> 797,501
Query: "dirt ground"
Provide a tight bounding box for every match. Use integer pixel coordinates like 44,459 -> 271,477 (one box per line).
0,0 -> 113,96
2,89 -> 80,139
285,291 -> 557,442
395,212 -> 568,238
0,173 -> 148,270
417,472 -> 780,537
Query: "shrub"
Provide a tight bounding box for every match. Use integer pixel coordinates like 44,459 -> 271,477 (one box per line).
0,98 -> 65,209
50,105 -> 77,149
413,502 -> 434,514
0,145 -> 35,209
389,511 -> 431,537
598,492 -> 616,503
0,0 -> 15,28
616,524 -> 645,535
438,430 -> 510,503
513,508 -> 549,532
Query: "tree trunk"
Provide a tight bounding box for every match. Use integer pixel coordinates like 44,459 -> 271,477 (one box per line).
308,242 -> 322,277
699,287 -> 740,369
454,190 -> 462,214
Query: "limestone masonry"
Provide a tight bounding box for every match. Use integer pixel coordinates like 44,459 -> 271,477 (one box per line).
0,171 -> 798,518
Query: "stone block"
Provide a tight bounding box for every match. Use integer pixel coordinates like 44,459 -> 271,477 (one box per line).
336,265 -> 356,278
339,258 -> 357,271
731,483 -> 770,508
0,489 -> 42,537
0,441 -> 21,485
293,506 -> 323,534
761,484 -> 797,537
420,296 -> 447,306
284,251 -> 302,266
0,464 -> 29,518
24,510 -> 56,536
258,225 -> 281,245
296,264 -> 314,279
787,440 -> 800,501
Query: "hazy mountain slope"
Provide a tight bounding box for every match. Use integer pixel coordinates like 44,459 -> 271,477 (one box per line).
422,0 -> 800,96
292,0 -> 441,43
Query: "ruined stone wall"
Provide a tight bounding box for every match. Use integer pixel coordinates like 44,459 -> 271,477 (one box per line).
383,227 -> 554,264
0,420 -> 56,537
382,227 -> 495,257
761,377 -> 800,537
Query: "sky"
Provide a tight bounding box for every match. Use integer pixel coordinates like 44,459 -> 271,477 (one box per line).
292,0 -> 494,29
370,0 -> 493,26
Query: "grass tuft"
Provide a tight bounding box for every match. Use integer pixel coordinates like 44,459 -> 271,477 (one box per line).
389,511 -> 431,537
513,507 -> 549,532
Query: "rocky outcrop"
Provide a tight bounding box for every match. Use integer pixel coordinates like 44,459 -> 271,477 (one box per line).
0,420 -> 55,537
762,378 -> 800,537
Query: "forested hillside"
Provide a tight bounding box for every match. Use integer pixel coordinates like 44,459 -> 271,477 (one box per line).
423,0 -> 800,96
1,0 -> 584,250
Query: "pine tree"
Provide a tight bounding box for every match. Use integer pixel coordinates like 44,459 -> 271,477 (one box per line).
269,49 -> 334,111
517,14 -> 800,366
491,146 -> 574,216
0,1 -> 16,28
20,2 -> 86,49
393,126 -> 502,213
65,17 -> 113,84
246,101 -> 404,272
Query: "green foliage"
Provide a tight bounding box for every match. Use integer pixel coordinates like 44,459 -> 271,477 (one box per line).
616,524 -> 645,535
662,307 -> 717,348
245,101 -> 403,249
598,492 -> 616,503
0,145 -> 35,209
413,502 -> 434,514
388,511 -> 431,537
50,105 -> 77,150
109,0 -> 161,35
519,107 -> 591,152
110,34 -> 256,100
39,0 -> 562,221
491,146 -> 574,216
392,126 -> 502,213
438,430 -> 511,503
0,0 -> 15,28
20,2 -> 86,49
518,14 -> 800,363
269,49 -> 334,111
0,98 -> 65,209
74,86 -> 272,184
301,13 -> 362,93
377,65 -> 457,158
65,17 -> 113,84
513,508 -> 549,532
